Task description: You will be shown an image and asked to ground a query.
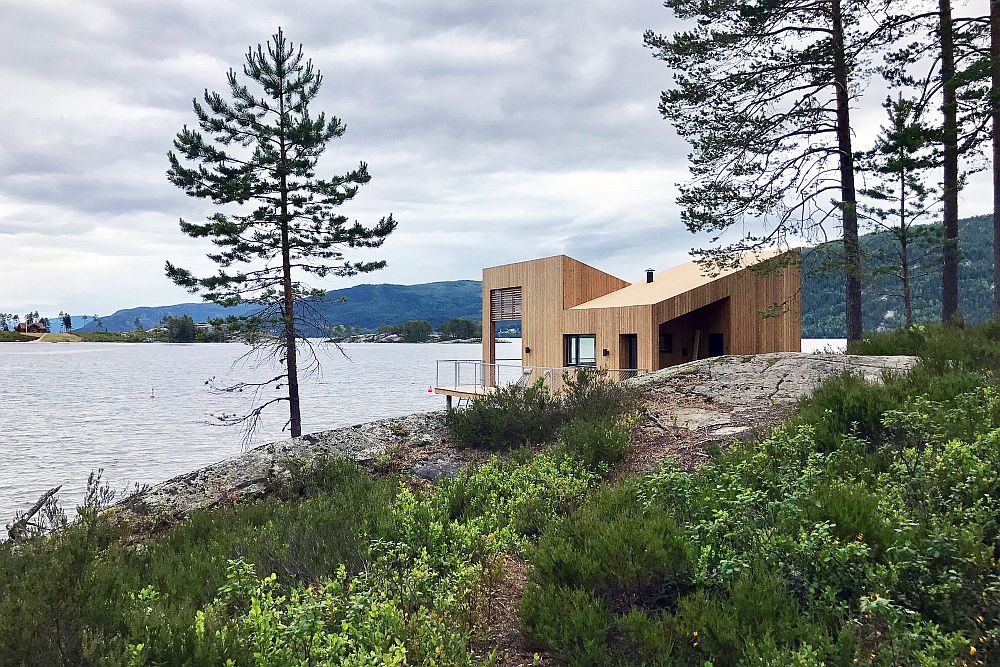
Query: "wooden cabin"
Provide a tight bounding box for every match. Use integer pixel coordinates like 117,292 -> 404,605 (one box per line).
435,250 -> 800,403
14,322 -> 48,334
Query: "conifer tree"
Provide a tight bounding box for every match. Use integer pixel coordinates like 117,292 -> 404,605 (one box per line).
993,0 -> 1000,313
883,0 -> 989,323
645,0 -> 878,341
165,29 -> 396,438
858,96 -> 942,326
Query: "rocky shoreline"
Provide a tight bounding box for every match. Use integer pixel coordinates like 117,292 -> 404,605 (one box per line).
112,352 -> 918,526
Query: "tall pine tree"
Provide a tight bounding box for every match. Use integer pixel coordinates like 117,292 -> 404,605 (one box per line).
645,0 -> 876,341
166,29 -> 396,438
857,95 -> 942,326
883,0 -> 990,324
993,0 -> 1000,314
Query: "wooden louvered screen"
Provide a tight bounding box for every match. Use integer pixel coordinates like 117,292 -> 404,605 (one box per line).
490,287 -> 522,320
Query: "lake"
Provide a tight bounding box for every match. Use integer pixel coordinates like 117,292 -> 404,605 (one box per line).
0,339 -> 845,527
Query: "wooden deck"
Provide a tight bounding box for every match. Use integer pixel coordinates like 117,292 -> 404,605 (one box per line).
433,385 -> 492,399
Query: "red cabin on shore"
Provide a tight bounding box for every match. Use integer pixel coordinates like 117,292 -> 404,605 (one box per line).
14,322 -> 48,334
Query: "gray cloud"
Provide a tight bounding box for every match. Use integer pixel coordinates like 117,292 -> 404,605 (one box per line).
0,0 -> 990,316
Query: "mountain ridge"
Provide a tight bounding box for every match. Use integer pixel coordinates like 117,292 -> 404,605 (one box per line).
79,281 -> 482,334
80,215 -> 997,338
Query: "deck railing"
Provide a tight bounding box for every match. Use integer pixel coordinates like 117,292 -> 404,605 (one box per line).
434,360 -> 646,396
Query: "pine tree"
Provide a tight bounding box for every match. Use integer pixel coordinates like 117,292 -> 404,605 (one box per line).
882,0 -> 989,324
644,0 -> 880,341
993,0 -> 1000,314
165,29 -> 396,438
857,96 -> 942,326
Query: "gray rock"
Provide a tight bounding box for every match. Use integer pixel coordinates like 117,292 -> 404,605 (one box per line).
114,411 -> 449,522
631,353 -> 917,407
412,460 -> 465,482
669,407 -> 732,431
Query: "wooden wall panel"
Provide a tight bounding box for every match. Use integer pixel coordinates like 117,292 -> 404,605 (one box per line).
562,257 -> 629,309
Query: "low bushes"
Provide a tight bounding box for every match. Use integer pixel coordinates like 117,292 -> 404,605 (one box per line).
522,324 -> 1000,666
12,323 -> 1000,664
555,415 -> 633,473
447,381 -> 562,450
849,319 -> 1000,374
0,443 -> 609,665
0,460 -> 400,664
447,368 -> 641,450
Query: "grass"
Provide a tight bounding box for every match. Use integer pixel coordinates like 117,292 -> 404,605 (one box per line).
0,331 -> 33,342
38,332 -> 82,342
73,331 -> 135,342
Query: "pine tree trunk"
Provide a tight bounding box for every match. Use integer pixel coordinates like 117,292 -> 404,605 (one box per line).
280,177 -> 302,438
278,82 -> 302,438
940,0 -> 961,324
900,170 -> 913,328
832,0 -> 864,341
901,239 -> 913,327
992,0 -> 1000,314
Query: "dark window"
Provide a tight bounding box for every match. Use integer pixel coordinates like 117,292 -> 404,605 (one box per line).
565,334 -> 597,366
708,332 -> 724,357
659,332 -> 673,353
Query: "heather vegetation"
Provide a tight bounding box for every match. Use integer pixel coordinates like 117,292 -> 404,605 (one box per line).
2,326 -> 999,665
522,322 -> 1000,665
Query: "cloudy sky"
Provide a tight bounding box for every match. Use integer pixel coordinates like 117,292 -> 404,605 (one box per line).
0,1 -> 992,316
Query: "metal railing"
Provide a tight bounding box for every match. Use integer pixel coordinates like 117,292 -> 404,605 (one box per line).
434,360 -> 646,396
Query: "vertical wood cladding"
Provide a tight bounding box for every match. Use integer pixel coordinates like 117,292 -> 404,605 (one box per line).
482,252 -> 800,372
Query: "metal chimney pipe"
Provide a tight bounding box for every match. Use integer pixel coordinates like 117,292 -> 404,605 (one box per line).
646,268 -> 655,283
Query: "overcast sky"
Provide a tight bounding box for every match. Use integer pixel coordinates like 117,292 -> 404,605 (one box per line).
0,0 -> 992,316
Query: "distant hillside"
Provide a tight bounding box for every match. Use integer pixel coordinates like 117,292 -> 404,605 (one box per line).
802,214 -> 995,338
80,281 -> 482,334
80,220 -> 996,339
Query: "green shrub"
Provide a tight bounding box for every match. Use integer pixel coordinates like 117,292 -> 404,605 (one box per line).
849,319 -> 1000,374
0,459 -> 399,665
791,372 -> 898,450
560,368 -> 642,423
671,568 -> 830,666
447,368 -> 641,452
525,322 -> 1000,666
521,585 -> 614,666
522,483 -> 693,665
447,381 -> 561,449
556,416 -> 633,473
800,481 -> 898,556
432,451 -> 595,552
527,483 -> 690,604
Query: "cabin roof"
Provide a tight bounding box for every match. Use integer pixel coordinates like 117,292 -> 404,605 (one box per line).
570,249 -> 787,309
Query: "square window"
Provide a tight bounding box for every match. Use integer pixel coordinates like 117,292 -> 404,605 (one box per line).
565,334 -> 597,366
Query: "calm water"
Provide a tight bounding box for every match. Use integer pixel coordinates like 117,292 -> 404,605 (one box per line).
0,342 -> 479,524
0,338 -> 844,525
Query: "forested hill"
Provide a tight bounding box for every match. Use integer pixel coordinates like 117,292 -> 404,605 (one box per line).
83,217 -> 994,338
80,281 -> 482,334
802,214 -> 995,338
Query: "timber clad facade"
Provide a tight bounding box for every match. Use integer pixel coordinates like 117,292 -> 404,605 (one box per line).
481,251 -> 800,373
